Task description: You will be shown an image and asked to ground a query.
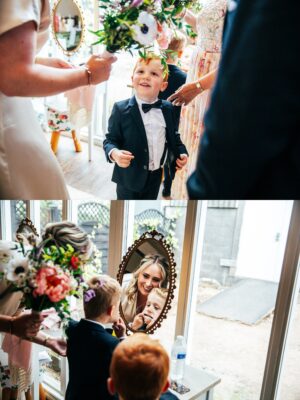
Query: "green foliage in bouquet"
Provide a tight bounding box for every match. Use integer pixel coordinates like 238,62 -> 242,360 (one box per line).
92,0 -> 197,53
1,241 -> 91,320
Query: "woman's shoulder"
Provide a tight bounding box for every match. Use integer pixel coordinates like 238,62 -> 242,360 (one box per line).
0,0 -> 44,36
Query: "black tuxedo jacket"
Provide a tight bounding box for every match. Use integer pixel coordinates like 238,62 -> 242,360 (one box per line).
103,96 -> 188,192
65,319 -> 119,400
187,0 -> 300,199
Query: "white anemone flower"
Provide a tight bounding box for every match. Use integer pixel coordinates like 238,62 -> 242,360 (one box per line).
6,257 -> 29,284
0,241 -> 16,272
132,12 -> 158,46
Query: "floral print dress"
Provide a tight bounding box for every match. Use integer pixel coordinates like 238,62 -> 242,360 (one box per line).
172,0 -> 227,199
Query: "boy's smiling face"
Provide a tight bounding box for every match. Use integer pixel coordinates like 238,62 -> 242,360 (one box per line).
142,292 -> 165,322
132,59 -> 168,103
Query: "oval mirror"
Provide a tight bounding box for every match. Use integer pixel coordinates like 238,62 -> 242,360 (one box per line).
52,0 -> 85,55
117,230 -> 176,334
15,217 -> 39,246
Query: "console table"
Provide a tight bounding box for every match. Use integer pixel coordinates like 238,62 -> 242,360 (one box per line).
169,365 -> 221,400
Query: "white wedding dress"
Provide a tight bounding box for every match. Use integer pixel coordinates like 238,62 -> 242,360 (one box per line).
0,0 -> 69,199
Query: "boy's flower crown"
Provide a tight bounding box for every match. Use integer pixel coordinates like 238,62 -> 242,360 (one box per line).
136,51 -> 169,80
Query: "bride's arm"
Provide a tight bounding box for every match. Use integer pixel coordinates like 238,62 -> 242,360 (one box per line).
35,57 -> 73,69
0,21 -> 116,97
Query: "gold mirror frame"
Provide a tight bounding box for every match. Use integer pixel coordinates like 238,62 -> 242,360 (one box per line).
117,230 -> 177,335
52,0 -> 85,56
16,218 -> 39,246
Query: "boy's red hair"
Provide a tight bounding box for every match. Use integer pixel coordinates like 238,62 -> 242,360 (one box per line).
133,53 -> 169,81
110,333 -> 169,400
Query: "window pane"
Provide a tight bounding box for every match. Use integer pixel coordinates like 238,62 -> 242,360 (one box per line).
42,350 -> 63,394
40,201 -> 63,232
278,269 -> 300,400
74,200 -> 110,274
189,200 -> 293,399
10,200 -> 27,238
124,200 -> 188,350
39,200 -> 63,393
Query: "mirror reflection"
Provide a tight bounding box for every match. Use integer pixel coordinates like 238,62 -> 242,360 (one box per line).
15,217 -> 39,245
119,232 -> 175,334
53,0 -> 83,53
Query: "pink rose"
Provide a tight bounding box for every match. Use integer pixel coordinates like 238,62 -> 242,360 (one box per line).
34,266 -> 71,303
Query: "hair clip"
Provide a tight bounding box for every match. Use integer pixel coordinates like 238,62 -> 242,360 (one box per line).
96,279 -> 105,288
84,289 -> 96,303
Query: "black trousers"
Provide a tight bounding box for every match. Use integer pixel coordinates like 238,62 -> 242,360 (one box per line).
162,157 -> 176,196
116,168 -> 162,200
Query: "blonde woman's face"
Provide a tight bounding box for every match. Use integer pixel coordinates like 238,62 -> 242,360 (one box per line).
137,264 -> 163,297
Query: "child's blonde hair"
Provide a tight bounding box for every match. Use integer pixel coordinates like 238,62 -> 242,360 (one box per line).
167,30 -> 187,53
148,287 -> 168,303
133,53 -> 169,81
83,275 -> 121,319
110,333 -> 169,400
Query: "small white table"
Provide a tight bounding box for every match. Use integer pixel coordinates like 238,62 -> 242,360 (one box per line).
169,365 -> 221,400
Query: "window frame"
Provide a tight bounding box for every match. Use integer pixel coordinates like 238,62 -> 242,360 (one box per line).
0,200 -> 299,400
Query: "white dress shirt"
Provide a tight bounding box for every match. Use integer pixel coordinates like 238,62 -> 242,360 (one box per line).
135,96 -> 167,171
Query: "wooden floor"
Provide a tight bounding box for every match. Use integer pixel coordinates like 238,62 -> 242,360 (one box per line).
53,135 -> 167,200
53,134 -> 116,199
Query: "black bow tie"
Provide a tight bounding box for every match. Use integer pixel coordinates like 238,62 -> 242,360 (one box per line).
141,100 -> 163,113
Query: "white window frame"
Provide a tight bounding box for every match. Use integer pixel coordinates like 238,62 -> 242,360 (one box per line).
1,200 -> 299,400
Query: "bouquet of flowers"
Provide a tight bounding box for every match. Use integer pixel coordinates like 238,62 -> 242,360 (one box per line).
92,0 -> 197,54
0,240 -> 90,320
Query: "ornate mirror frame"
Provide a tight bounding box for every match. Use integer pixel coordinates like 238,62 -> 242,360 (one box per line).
117,230 -> 177,335
16,218 -> 39,246
52,0 -> 86,56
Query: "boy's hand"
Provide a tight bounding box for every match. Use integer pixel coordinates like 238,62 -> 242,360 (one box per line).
111,149 -> 134,168
143,314 -> 154,328
113,318 -> 126,338
176,154 -> 188,170
131,313 -> 144,330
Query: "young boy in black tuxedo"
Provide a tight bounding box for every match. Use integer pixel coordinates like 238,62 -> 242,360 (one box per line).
65,275 -> 125,400
103,53 -> 188,200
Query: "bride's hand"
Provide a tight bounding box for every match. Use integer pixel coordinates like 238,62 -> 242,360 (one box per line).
85,54 -> 117,85
46,337 -> 67,356
168,82 -> 202,106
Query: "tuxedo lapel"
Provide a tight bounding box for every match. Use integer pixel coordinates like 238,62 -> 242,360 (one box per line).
161,103 -> 174,134
161,102 -> 175,145
128,96 -> 148,145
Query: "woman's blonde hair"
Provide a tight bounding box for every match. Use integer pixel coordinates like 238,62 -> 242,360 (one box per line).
42,221 -> 91,254
125,254 -> 169,303
84,275 -> 121,319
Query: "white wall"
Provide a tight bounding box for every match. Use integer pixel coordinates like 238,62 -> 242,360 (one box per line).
236,201 -> 293,282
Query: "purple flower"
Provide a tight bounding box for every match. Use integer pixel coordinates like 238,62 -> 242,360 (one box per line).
130,0 -> 144,7
84,289 -> 96,303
